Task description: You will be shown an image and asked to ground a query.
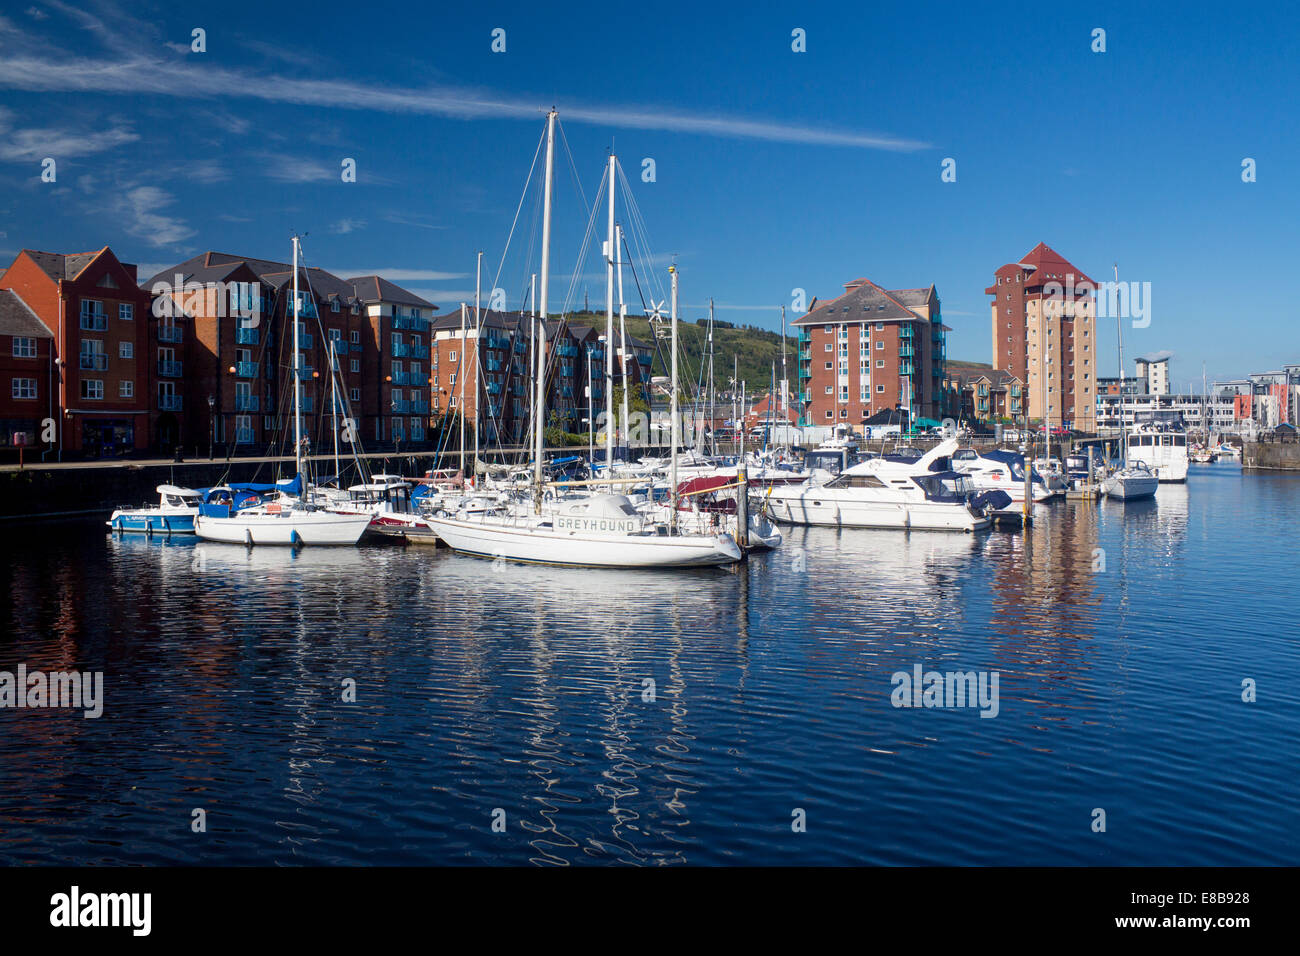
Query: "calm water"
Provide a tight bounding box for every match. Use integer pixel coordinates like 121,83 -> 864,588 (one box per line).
1,463 -> 1297,866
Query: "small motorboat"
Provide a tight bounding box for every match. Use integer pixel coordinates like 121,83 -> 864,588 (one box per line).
107,484 -> 201,535
1103,460 -> 1158,501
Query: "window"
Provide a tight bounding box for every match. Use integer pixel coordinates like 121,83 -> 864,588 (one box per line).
876,323 -> 884,331
331,299 -> 340,312
449,373 -> 456,386
11,377 -> 37,399
12,337 -> 36,358
350,330 -> 360,344
877,384 -> 885,393
825,362 -> 833,370
79,300 -> 106,331
80,340 -> 106,370
449,350 -> 457,362
824,343 -> 832,352
118,303 -> 133,320
825,386 -> 832,394
350,359 -> 360,373
876,340 -> 884,350
119,380 -> 134,398
876,359 -> 885,368
119,341 -> 133,359
840,409 -> 848,418
825,410 -> 833,419
81,379 -> 104,400
350,387 -> 360,402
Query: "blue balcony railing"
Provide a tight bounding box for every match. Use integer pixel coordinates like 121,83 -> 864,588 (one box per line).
486,382 -> 502,396
80,313 -> 107,331
392,342 -> 416,358
158,325 -> 182,343
235,427 -> 256,444
393,314 -> 429,332
409,399 -> 430,414
236,395 -> 259,412
79,354 -> 108,371
301,396 -> 314,414
557,344 -> 578,358
236,361 -> 259,378
235,327 -> 259,345
158,394 -> 182,411
158,360 -> 183,377
390,400 -> 410,414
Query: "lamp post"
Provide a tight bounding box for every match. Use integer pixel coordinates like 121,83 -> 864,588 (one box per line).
207,394 -> 214,460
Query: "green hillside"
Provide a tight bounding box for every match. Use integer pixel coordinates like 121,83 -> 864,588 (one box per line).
566,310 -> 988,397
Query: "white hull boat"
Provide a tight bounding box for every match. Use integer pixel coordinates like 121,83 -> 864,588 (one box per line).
195,507 -> 372,546
425,494 -> 741,568
1103,464 -> 1158,501
767,438 -> 997,532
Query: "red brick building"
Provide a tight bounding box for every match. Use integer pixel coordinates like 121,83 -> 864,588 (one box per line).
986,242 -> 1097,430
0,248 -> 152,457
0,289 -> 54,458
793,279 -> 947,427
347,276 -> 436,446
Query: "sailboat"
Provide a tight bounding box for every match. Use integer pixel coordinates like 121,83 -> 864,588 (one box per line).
194,235 -> 372,546
423,112 -> 741,568
1102,263 -> 1158,502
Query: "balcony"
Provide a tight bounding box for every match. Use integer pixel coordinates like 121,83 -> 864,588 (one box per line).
158,359 -> 183,378
391,342 -> 417,358
79,313 -> 107,332
236,395 -> 259,412
900,362 -> 914,375
235,427 -> 256,445
900,326 -> 914,339
486,358 -> 503,372
158,325 -> 183,343
409,399 -> 430,414
485,334 -> 510,350
301,396 -> 314,414
327,338 -> 348,355
557,344 -> 578,358
393,314 -> 429,332
235,326 -> 259,345
235,361 -> 260,378
389,370 -> 412,386
899,345 -> 914,358
486,382 -> 502,396
390,399 -> 410,414
560,364 -> 575,378
513,340 -> 526,355
158,394 -> 183,411
296,366 -> 314,380
79,354 -> 108,371
295,330 -> 313,349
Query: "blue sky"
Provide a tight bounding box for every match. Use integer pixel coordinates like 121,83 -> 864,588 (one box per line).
0,0 -> 1295,387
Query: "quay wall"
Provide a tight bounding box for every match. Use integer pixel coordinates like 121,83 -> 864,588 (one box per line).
1244,442 -> 1300,471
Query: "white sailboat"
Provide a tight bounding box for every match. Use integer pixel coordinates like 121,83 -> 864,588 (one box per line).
424,112 -> 741,568
1102,264 -> 1158,502
194,235 -> 371,546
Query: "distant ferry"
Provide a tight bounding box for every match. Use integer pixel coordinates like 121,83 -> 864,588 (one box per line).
1125,421 -> 1189,483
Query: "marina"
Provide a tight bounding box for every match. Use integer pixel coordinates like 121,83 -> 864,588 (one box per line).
1,461 -> 1296,866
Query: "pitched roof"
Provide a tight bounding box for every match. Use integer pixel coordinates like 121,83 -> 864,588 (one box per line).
346,275 -> 436,309
19,248 -> 107,283
792,278 -> 928,326
145,251 -> 361,303
1014,241 -> 1094,287
0,289 -> 52,338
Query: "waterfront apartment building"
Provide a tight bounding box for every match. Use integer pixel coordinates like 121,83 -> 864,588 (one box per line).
431,310 -> 534,447
146,252 -> 434,457
986,242 -> 1097,431
347,276 -> 437,446
0,248 -> 152,457
0,289 -> 54,457
793,279 -> 947,427
944,367 -> 1024,424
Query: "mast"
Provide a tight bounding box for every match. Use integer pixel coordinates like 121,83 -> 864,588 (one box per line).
291,234 -> 303,482
780,304 -> 788,435
529,273 -> 536,440
708,299 -> 716,455
604,153 -> 616,472
1115,263 -> 1127,466
534,109 -> 556,506
330,338 -> 339,478
669,264 -> 679,531
616,224 -> 628,454
465,303 -> 470,476
474,251 -> 482,479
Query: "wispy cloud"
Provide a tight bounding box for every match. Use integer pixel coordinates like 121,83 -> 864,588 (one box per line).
257,152 -> 337,183
329,217 -> 365,235
116,185 -> 194,246
25,6 -> 49,21
383,213 -> 447,231
0,5 -> 929,152
0,105 -> 138,162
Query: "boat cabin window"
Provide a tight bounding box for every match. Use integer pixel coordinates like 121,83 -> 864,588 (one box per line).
825,474 -> 887,489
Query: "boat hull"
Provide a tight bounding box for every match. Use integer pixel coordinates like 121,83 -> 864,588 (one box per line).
107,511 -> 196,534
424,515 -> 741,567
1103,475 -> 1158,500
194,512 -> 371,546
767,492 -> 988,532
